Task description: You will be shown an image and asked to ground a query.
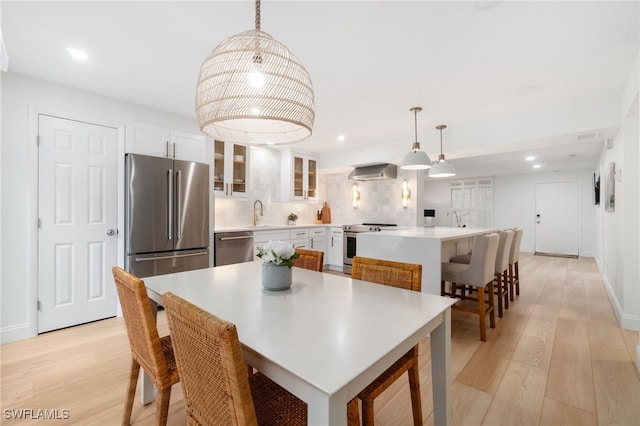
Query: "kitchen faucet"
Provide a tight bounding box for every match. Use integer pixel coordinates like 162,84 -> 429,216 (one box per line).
252,199 -> 264,226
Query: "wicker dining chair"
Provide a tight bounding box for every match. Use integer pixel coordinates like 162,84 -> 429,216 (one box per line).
292,248 -> 324,272
162,291 -> 307,426
347,256 -> 423,426
112,267 -> 180,426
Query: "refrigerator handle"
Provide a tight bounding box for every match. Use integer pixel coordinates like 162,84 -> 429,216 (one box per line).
176,169 -> 182,240
168,168 -> 173,240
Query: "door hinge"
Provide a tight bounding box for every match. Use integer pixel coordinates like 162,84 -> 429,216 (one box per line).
36,135 -> 41,146
37,300 -> 41,311
37,218 -> 42,228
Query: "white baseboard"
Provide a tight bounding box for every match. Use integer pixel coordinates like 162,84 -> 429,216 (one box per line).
0,323 -> 30,344
601,274 -> 640,331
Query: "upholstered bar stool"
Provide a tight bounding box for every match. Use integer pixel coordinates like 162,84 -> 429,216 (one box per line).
509,228 -> 524,300
449,230 -> 513,317
441,233 -> 499,341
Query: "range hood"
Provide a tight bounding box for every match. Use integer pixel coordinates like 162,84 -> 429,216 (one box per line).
348,163 -> 397,181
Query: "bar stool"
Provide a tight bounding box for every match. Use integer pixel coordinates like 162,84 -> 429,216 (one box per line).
441,233 -> 499,341
449,230 -> 513,317
509,228 -> 524,300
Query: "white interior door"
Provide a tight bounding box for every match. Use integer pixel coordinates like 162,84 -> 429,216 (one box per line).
38,115 -> 118,333
535,181 -> 580,256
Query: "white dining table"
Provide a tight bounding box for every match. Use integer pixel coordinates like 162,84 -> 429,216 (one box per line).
143,260 -> 455,426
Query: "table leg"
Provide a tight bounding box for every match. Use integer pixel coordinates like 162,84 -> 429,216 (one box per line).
307,395 -> 347,426
430,308 -> 451,426
140,299 -> 157,405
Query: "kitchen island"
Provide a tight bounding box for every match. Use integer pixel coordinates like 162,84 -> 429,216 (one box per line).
357,226 -> 494,295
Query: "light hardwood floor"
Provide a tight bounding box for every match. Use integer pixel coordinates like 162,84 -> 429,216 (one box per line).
1,253 -> 639,425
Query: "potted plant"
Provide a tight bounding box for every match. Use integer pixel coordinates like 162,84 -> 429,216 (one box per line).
287,212 -> 298,225
257,240 -> 300,290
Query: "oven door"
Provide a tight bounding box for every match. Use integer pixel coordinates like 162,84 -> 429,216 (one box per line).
343,232 -> 357,274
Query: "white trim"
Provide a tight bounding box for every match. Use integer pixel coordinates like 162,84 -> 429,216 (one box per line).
601,273 -> 640,331
0,323 -> 30,344
635,344 -> 640,376
28,106 -> 126,337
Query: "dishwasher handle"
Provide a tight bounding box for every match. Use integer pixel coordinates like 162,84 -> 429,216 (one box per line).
218,235 -> 253,241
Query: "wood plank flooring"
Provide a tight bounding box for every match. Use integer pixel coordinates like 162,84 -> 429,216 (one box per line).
1,253 -> 639,425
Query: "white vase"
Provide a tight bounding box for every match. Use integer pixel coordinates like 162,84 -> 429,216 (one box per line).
262,263 -> 292,291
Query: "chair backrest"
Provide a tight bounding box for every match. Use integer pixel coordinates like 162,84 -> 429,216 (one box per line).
352,256 -> 422,292
495,230 -> 514,273
292,248 -> 324,272
509,228 -> 524,263
461,233 -> 500,287
111,266 -> 171,386
163,292 -> 259,426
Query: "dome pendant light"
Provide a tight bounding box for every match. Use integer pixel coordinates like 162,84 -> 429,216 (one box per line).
195,0 -> 315,145
401,107 -> 431,170
429,124 -> 456,178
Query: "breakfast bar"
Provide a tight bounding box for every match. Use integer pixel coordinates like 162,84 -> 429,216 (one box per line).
357,226 -> 494,295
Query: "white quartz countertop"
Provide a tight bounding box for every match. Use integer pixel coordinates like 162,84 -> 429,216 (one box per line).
374,226 -> 495,241
214,224 -> 343,233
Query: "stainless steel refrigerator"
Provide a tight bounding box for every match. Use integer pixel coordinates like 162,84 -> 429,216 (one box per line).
125,153 -> 210,277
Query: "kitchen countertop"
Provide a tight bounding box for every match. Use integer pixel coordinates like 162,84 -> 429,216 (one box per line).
214,224 -> 344,233
375,226 -> 494,241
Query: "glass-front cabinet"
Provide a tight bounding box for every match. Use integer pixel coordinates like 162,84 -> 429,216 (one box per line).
213,140 -> 248,198
282,150 -> 318,202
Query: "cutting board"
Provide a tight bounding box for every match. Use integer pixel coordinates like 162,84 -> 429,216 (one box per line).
321,202 -> 331,224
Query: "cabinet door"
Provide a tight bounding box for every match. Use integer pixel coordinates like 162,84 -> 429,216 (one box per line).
292,154 -> 305,200
328,229 -> 343,267
213,141 -> 249,198
171,130 -> 207,162
306,158 -> 318,202
310,236 -> 327,257
126,121 -> 171,157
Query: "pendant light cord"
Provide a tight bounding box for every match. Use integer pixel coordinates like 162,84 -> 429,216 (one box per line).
414,109 -> 418,144
255,0 -> 261,31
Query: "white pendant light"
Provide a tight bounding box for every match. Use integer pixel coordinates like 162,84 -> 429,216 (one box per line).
401,107 -> 431,170
429,124 -> 456,178
196,0 -> 315,145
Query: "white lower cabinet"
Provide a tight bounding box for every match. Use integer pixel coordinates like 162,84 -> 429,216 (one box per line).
309,228 -> 327,262
253,229 -> 291,260
327,227 -> 344,270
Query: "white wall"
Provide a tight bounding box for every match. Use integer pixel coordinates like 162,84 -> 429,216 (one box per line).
594,53 -> 640,336
0,72 -> 205,342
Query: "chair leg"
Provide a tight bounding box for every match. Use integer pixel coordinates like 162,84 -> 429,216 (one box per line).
361,397 -> 375,426
122,359 -> 140,425
515,261 -> 520,296
408,362 -> 423,426
495,273 -> 504,318
502,270 -> 509,310
488,280 -> 496,329
347,398 -> 360,426
477,286 -> 487,341
508,263 -> 515,302
155,387 -> 172,426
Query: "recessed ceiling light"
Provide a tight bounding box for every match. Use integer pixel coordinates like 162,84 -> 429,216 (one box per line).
65,47 -> 88,61
533,164 -> 542,169
337,134 -> 346,142
525,156 -> 535,161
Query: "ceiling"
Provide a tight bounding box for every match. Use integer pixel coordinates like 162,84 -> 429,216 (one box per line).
2,1 -> 638,178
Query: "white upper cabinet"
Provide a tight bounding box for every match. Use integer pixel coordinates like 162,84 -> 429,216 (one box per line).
213,140 -> 249,198
281,149 -> 318,202
125,120 -> 207,163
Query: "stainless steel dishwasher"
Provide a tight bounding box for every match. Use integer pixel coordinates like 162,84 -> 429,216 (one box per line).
214,231 -> 254,266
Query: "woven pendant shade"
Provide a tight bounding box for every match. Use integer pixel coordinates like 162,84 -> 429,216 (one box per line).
196,1 -> 314,145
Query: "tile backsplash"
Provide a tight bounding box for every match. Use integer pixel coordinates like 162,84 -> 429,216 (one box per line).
214,146 -> 418,228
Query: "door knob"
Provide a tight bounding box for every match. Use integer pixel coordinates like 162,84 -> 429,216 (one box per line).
106,229 -> 116,236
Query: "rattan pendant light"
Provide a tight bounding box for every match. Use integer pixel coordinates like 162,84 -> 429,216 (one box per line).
195,0 -> 315,145
429,124 -> 456,177
401,107 -> 431,170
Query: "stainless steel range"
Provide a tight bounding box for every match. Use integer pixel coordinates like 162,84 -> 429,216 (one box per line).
343,223 -> 397,274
